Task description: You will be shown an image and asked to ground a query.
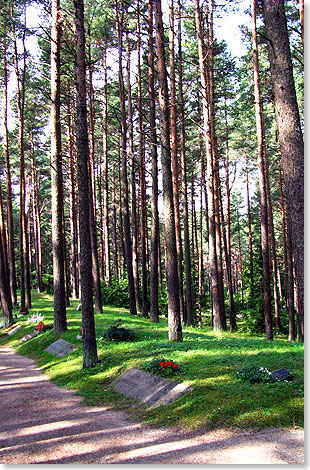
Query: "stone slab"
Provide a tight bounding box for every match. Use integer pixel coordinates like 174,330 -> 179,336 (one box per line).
271,368 -> 290,382
7,324 -> 22,336
44,339 -> 77,357
112,368 -> 191,408
20,330 -> 39,343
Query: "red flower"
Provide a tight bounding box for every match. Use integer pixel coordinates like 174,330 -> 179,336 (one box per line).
80,329 -> 83,334
172,364 -> 178,369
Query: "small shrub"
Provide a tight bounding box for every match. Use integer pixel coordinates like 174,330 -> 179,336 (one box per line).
236,365 -> 276,384
101,278 -> 130,308
42,273 -> 54,294
145,358 -> 179,378
102,323 -> 137,342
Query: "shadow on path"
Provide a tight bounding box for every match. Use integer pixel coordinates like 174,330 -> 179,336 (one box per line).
0,345 -> 304,464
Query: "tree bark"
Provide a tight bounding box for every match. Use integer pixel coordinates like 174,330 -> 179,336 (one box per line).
137,0 -> 149,317
155,0 -> 182,341
102,48 -> 111,285
148,0 -> 160,323
177,0 -> 194,326
3,38 -> 17,307
208,0 -> 226,330
169,0 -> 185,325
126,33 -> 141,312
264,146 -> 281,333
244,147 -> 254,304
115,0 -> 137,316
51,0 -> 67,332
194,0 -> 224,331
223,100 -> 236,331
74,0 -> 98,368
262,0 -> 304,341
279,166 -> 295,341
251,0 -> 273,340
30,132 -> 43,293
67,93 -> 79,299
11,4 -> 31,309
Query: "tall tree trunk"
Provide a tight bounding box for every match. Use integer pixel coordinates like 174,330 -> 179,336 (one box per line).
51,0 -> 67,331
74,0 -> 98,368
262,0 -> 304,341
148,0 -> 160,323
178,0 -> 193,326
0,211 -> 13,328
223,100 -> 236,331
245,146 -> 254,304
154,0 -> 182,341
111,163 -> 119,280
251,0 -> 273,340
279,166 -> 295,341
208,0 -> 226,330
137,1 -> 149,317
67,94 -> 79,299
11,4 -> 31,308
169,0 -> 185,325
195,0 -> 224,331
30,132 -> 43,293
102,48 -> 111,285
264,146 -> 280,333
3,39 -> 17,307
87,51 -> 102,314
126,34 -> 141,312
115,0 -> 137,316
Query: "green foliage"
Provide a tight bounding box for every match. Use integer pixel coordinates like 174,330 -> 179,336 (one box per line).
101,278 -> 130,308
42,274 -> 54,294
101,322 -> 137,342
236,365 -> 275,384
144,358 -> 179,378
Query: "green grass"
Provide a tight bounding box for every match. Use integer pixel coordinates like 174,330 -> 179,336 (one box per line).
0,291 -> 304,432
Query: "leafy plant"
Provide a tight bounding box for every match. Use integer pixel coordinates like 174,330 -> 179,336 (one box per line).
36,321 -> 47,333
236,365 -> 276,384
101,278 -> 130,308
145,358 -> 179,378
101,322 -> 137,342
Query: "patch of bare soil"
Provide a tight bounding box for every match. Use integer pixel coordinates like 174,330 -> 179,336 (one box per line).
0,345 -> 303,464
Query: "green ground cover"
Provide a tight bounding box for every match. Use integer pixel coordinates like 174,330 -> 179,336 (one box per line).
0,291 -> 304,431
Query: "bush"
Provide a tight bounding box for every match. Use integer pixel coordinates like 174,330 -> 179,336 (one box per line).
236,365 -> 275,384
145,357 -> 179,378
101,278 -> 130,308
102,322 -> 137,342
42,273 -> 54,294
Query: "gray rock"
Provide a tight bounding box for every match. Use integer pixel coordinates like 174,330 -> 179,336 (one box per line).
271,368 -> 290,382
112,368 -> 191,408
44,339 -> 77,357
20,330 -> 39,343
7,324 -> 22,336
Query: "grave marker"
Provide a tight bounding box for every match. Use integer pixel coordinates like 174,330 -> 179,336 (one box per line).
112,368 -> 191,408
45,339 -> 77,357
7,325 -> 22,336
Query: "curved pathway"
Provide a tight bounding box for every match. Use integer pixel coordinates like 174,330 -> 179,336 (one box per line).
0,345 -> 304,464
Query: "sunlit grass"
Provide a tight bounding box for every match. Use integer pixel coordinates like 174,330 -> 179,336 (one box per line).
0,290 -> 304,431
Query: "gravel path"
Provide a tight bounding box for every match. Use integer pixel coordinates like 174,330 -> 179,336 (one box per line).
0,345 -> 304,464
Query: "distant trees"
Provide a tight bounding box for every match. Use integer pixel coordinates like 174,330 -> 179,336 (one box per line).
0,0 -> 303,347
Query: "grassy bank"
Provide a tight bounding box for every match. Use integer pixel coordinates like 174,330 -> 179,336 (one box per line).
0,291 -> 304,431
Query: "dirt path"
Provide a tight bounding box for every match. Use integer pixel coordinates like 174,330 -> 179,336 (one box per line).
0,345 -> 304,464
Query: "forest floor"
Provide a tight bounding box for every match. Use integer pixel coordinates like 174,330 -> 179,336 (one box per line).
0,344 -> 304,465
